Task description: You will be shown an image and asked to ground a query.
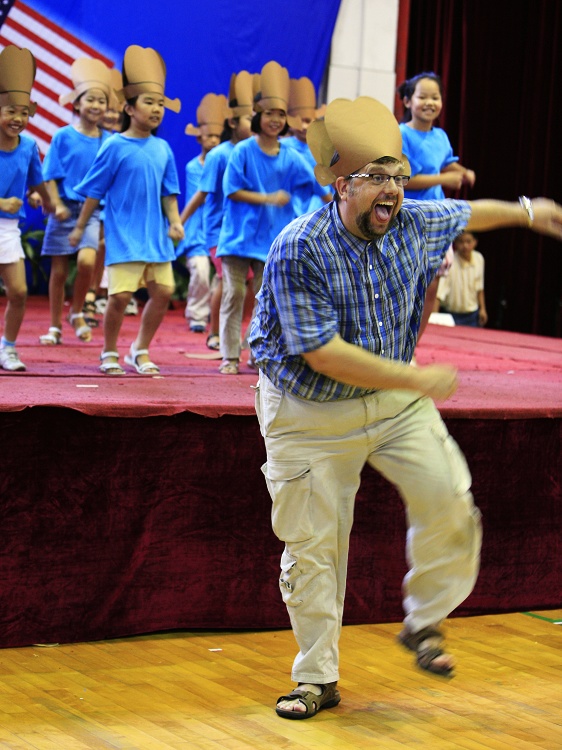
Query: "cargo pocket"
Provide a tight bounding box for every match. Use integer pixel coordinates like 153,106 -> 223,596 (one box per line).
431,419 -> 472,496
262,459 -> 313,542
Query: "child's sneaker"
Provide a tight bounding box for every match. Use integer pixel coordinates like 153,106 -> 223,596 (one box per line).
0,346 -> 26,371
125,297 -> 138,315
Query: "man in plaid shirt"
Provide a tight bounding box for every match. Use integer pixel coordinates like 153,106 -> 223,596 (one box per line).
248,97 -> 562,719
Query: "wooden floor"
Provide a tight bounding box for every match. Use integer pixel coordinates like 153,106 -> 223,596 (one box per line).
0,611 -> 561,750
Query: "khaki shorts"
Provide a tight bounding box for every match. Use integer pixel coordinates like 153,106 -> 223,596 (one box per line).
107,261 -> 175,295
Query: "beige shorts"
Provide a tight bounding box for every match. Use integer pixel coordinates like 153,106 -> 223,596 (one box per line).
0,218 -> 24,264
107,261 -> 175,295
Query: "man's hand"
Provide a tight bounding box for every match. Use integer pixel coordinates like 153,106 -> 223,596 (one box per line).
415,364 -> 458,401
530,198 -> 562,241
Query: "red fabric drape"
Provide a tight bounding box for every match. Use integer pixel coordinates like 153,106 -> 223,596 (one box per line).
402,0 -> 562,336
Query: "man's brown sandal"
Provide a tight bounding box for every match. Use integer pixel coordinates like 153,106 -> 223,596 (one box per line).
397,626 -> 454,677
275,682 -> 341,720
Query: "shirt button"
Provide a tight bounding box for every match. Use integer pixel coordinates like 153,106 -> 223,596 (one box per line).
369,265 -> 373,270
381,349 -> 385,354
378,321 -> 383,326
374,293 -> 379,298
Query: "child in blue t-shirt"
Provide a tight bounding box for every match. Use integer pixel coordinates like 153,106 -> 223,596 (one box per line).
397,71 -> 476,342
216,61 -> 316,375
39,58 -> 113,346
179,73 -> 254,350
0,46 -> 53,372
177,94 -> 225,333
71,45 -> 184,376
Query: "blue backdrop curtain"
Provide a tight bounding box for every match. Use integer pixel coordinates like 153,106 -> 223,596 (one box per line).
403,0 -> 561,336
6,0 -> 340,216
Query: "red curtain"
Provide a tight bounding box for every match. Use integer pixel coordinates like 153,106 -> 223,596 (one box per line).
401,0 -> 562,336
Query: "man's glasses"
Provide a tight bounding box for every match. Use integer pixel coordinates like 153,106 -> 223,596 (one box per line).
347,173 -> 410,188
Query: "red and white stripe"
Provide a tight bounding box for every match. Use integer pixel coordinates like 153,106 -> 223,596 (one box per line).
0,1 -> 114,156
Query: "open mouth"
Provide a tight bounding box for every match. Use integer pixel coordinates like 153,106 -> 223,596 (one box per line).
373,201 -> 394,222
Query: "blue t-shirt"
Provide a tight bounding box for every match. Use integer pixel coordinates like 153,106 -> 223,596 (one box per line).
176,155 -> 207,258
0,134 -> 44,220
42,125 -> 110,202
74,133 -> 180,265
283,135 -> 332,214
198,140 -> 234,250
399,124 -> 458,200
217,136 -> 316,262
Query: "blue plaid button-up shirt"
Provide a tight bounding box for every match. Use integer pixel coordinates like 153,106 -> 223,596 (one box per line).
249,199 -> 471,401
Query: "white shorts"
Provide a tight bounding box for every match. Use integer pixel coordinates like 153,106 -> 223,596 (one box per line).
0,218 -> 25,264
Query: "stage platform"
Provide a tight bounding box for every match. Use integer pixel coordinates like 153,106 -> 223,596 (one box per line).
1,297 -> 560,648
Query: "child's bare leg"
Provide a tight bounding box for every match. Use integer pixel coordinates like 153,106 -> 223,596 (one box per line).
103,291 -> 131,358
1,260 -> 27,342
47,255 -> 68,329
131,281 -> 173,368
66,247 -> 96,341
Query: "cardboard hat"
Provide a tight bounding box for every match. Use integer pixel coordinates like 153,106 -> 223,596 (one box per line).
108,68 -> 125,112
288,77 -> 326,121
251,72 -> 261,102
307,96 -> 406,186
0,45 -> 37,115
185,93 -> 228,137
59,58 -> 112,107
121,45 -> 181,113
227,71 -> 254,118
253,60 -> 300,129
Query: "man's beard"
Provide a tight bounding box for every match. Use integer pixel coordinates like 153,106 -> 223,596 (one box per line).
355,203 -> 392,240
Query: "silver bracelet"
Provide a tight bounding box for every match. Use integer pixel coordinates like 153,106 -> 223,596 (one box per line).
519,196 -> 534,227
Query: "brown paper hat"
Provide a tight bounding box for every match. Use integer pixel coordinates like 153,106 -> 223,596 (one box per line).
307,96 -> 406,186
108,68 -> 124,112
227,71 -> 254,118
252,73 -> 261,102
185,93 -> 228,137
0,46 -> 37,115
253,60 -> 301,129
58,58 -> 112,107
288,77 -> 326,121
121,45 -> 181,113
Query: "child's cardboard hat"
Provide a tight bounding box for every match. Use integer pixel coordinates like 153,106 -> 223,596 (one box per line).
307,96 -> 407,186
108,68 -> 125,112
0,45 -> 37,115
59,58 -> 112,107
253,60 -> 301,129
288,77 -> 326,121
227,71 -> 254,118
121,45 -> 181,113
185,93 -> 228,137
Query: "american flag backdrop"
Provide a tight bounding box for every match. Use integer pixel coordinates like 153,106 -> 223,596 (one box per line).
0,0 -> 114,156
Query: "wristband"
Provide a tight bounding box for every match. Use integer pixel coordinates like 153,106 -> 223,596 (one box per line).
518,196 -> 534,227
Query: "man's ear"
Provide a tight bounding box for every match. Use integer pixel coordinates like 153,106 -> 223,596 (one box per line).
335,176 -> 348,201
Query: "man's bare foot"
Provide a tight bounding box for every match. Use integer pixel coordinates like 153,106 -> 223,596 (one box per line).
277,683 -> 322,714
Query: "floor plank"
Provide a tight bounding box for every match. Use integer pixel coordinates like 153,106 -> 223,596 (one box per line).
0,611 -> 560,749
